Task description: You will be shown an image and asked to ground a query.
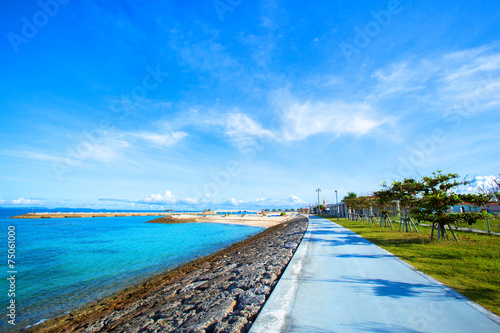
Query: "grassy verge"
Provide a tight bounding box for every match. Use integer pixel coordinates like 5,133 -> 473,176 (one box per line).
321,216 -> 500,316
472,217 -> 500,233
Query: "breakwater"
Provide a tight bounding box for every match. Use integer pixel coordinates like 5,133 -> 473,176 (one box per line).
28,216 -> 308,333
10,212 -> 188,219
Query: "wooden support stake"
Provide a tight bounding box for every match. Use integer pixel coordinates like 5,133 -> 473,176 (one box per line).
448,224 -> 458,241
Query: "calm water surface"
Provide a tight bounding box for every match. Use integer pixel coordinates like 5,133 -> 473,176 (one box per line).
0,209 -> 263,331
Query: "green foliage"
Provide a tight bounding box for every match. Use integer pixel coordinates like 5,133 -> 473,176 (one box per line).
375,171 -> 494,240
343,192 -> 357,202
280,212 -> 286,216
375,178 -> 424,217
411,172 -> 491,233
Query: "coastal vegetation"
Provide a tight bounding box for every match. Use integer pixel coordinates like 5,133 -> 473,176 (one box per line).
343,171 -> 497,240
321,216 -> 500,316
321,171 -> 500,315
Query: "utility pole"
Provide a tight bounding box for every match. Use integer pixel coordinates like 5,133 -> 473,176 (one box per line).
316,188 -> 321,215
335,189 -> 339,220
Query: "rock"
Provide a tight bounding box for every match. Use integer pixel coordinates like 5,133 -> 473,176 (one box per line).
254,285 -> 270,295
214,315 -> 248,333
180,280 -> 208,293
238,289 -> 266,310
183,297 -> 237,331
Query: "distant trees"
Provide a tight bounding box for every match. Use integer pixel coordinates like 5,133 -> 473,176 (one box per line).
375,171 -> 492,240
339,171 -> 496,241
375,178 -> 422,232
343,192 -> 357,202
317,204 -> 326,214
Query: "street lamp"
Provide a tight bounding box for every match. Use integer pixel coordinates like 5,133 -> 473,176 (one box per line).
335,189 -> 339,220
316,188 -> 321,215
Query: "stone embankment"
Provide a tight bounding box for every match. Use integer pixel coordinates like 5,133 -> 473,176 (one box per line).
29,216 -> 308,333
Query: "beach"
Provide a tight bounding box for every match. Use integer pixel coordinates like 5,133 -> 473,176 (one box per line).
26,215 -> 308,332
147,214 -> 294,228
10,212 -> 294,229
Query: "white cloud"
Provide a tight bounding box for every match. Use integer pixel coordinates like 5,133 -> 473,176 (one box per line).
290,195 -> 304,204
10,198 -> 44,205
372,43 -> 500,116
371,60 -> 434,97
273,88 -> 388,140
132,131 -> 187,148
6,151 -> 68,164
143,190 -> 177,204
439,49 -> 500,114
139,190 -> 306,209
142,190 -> 199,205
85,139 -> 129,163
4,134 -> 129,166
224,113 -> 275,148
229,197 -> 244,205
457,175 -> 499,194
217,195 -> 305,208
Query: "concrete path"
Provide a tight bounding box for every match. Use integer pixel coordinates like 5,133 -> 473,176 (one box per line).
250,216 -> 500,332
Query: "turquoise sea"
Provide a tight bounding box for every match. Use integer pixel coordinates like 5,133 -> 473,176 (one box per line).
0,208 -> 263,332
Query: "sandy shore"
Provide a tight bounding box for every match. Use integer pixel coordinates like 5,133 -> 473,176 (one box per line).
148,214 -> 295,228
10,212 -> 296,228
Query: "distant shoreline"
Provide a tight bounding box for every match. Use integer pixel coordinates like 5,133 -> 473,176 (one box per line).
9,212 -> 209,219
10,212 -> 296,228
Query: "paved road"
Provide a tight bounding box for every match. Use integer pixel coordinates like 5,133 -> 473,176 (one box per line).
250,216 -> 500,332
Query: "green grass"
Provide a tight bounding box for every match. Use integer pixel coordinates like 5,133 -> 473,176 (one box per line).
472,217 -> 500,233
320,216 -> 500,316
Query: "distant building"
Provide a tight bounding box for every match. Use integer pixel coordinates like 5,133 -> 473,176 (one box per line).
453,202 -> 500,214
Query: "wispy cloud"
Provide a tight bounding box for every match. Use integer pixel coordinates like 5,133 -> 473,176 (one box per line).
224,112 -> 275,148
371,43 -> 500,116
168,24 -> 241,76
4,135 -> 129,165
371,60 -> 435,97
272,88 -> 389,140
131,131 -> 187,148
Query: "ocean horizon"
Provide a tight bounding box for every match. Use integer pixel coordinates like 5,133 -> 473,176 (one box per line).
0,208 -> 263,331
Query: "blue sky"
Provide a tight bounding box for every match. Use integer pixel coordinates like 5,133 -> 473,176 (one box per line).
1,0 -> 499,210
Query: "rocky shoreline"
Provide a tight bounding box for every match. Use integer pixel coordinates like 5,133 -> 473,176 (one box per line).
28,216 -> 308,333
